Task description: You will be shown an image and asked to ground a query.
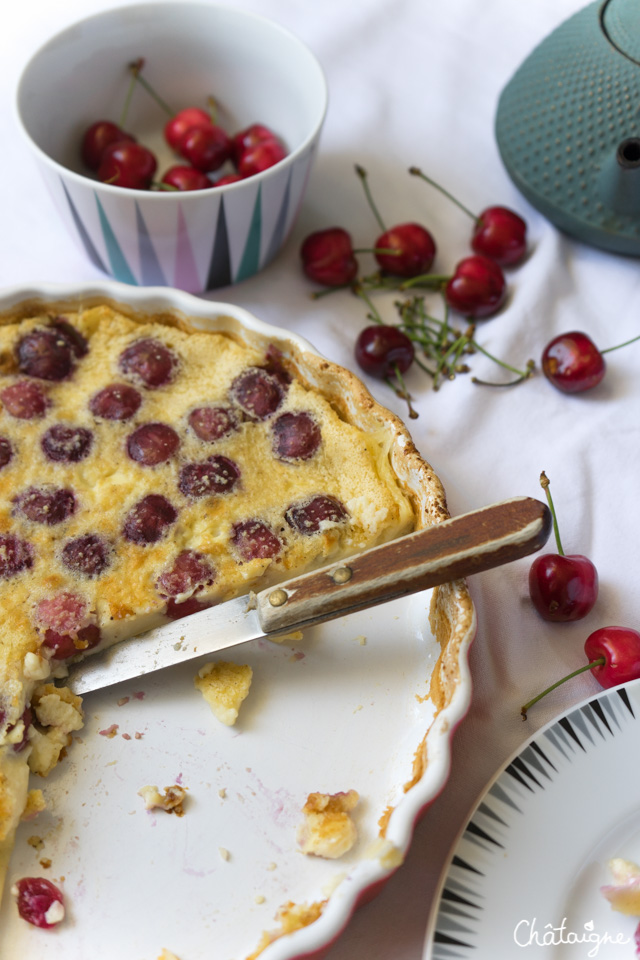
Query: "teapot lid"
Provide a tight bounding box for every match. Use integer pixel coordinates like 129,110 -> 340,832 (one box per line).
602,0 -> 640,64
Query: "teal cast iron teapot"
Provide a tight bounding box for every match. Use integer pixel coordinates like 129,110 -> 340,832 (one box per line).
496,0 -> 640,256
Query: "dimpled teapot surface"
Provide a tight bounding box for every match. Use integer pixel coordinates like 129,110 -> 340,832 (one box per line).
496,0 -> 640,256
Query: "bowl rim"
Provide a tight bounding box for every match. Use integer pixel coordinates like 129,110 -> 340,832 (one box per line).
14,0 -> 329,200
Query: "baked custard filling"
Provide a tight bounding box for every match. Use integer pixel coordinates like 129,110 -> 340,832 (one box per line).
0,303 -> 416,900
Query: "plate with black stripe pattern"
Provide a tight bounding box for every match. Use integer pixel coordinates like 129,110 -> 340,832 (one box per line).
424,679 -> 640,959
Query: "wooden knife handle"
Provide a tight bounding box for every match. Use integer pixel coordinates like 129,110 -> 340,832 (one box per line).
256,496 -> 551,634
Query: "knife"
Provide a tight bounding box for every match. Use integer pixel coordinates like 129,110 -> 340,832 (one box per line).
67,496 -> 551,695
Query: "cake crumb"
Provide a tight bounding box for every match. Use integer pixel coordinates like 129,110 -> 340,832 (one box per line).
267,861 -> 277,871
122,733 -> 131,741
39,858 -> 52,869
352,635 -> 367,646
218,787 -> 227,799
135,732 -> 143,740
296,790 -> 359,859
157,950 -> 181,960
28,684 -> 84,776
99,724 -> 119,738
194,661 -> 253,726
27,835 -> 44,851
138,784 -> 188,816
117,697 -> 130,706
254,894 -> 266,904
219,847 -> 230,861
21,790 -> 46,821
268,630 -> 304,645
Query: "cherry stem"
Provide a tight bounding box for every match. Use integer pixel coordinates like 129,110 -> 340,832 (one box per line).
353,247 -> 401,256
409,166 -> 478,222
130,60 -> 174,117
387,365 -> 419,419
539,471 -> 564,556
355,165 -> 387,233
399,273 -> 451,290
119,58 -> 143,130
470,340 -> 535,386
601,332 -> 640,355
352,284 -> 384,325
310,283 -> 352,300
207,95 -> 218,125
520,658 -> 605,720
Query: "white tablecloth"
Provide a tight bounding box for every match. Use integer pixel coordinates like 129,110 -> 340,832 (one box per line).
3,1 -> 639,957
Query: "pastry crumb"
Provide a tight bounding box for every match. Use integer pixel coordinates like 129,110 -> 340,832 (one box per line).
99,724 -> 119,738
117,697 -> 130,707
138,784 -> 188,816
296,790 -> 359,859
21,790 -> 46,821
254,893 -> 266,904
219,847 -> 230,861
27,835 -> 44,851
157,950 -> 181,960
268,630 -> 304,645
218,787 -> 227,799
39,858 -> 52,869
267,861 -> 277,871
194,661 -> 253,726
602,858 -> 640,915
352,635 -> 367,645
28,684 -> 84,777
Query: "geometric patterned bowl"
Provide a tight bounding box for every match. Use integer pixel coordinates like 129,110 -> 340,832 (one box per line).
15,4 -> 327,292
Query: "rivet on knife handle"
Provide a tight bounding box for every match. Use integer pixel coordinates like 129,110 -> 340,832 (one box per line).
256,496 -> 551,634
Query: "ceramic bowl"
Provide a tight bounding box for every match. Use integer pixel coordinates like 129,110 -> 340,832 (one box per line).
15,3 -> 328,292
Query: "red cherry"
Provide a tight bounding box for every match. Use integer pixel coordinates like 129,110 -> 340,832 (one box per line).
529,554 -> 598,622
271,412 -> 321,461
82,121 -> 135,171
230,368 -> 285,420
472,207 -> 527,267
61,534 -> 110,577
445,255 -> 506,319
285,495 -> 349,535
179,125 -> 232,173
528,471 -> 598,622
161,165 -> 211,191
542,332 -> 605,394
409,168 -> 528,268
165,107 -> 212,151
237,138 -> 286,177
156,550 -> 215,598
98,141 -> 157,190
355,325 -> 414,379
214,174 -> 244,187
231,123 -> 276,164
36,592 -> 101,660
375,223 -> 436,278
231,519 -> 282,561
300,228 -> 358,287
13,877 -> 65,928
585,627 -> 640,688
1,380 -> 49,419
0,534 -> 33,579
521,626 -> 640,719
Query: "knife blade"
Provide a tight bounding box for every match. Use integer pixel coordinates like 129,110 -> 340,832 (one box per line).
67,495 -> 551,695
